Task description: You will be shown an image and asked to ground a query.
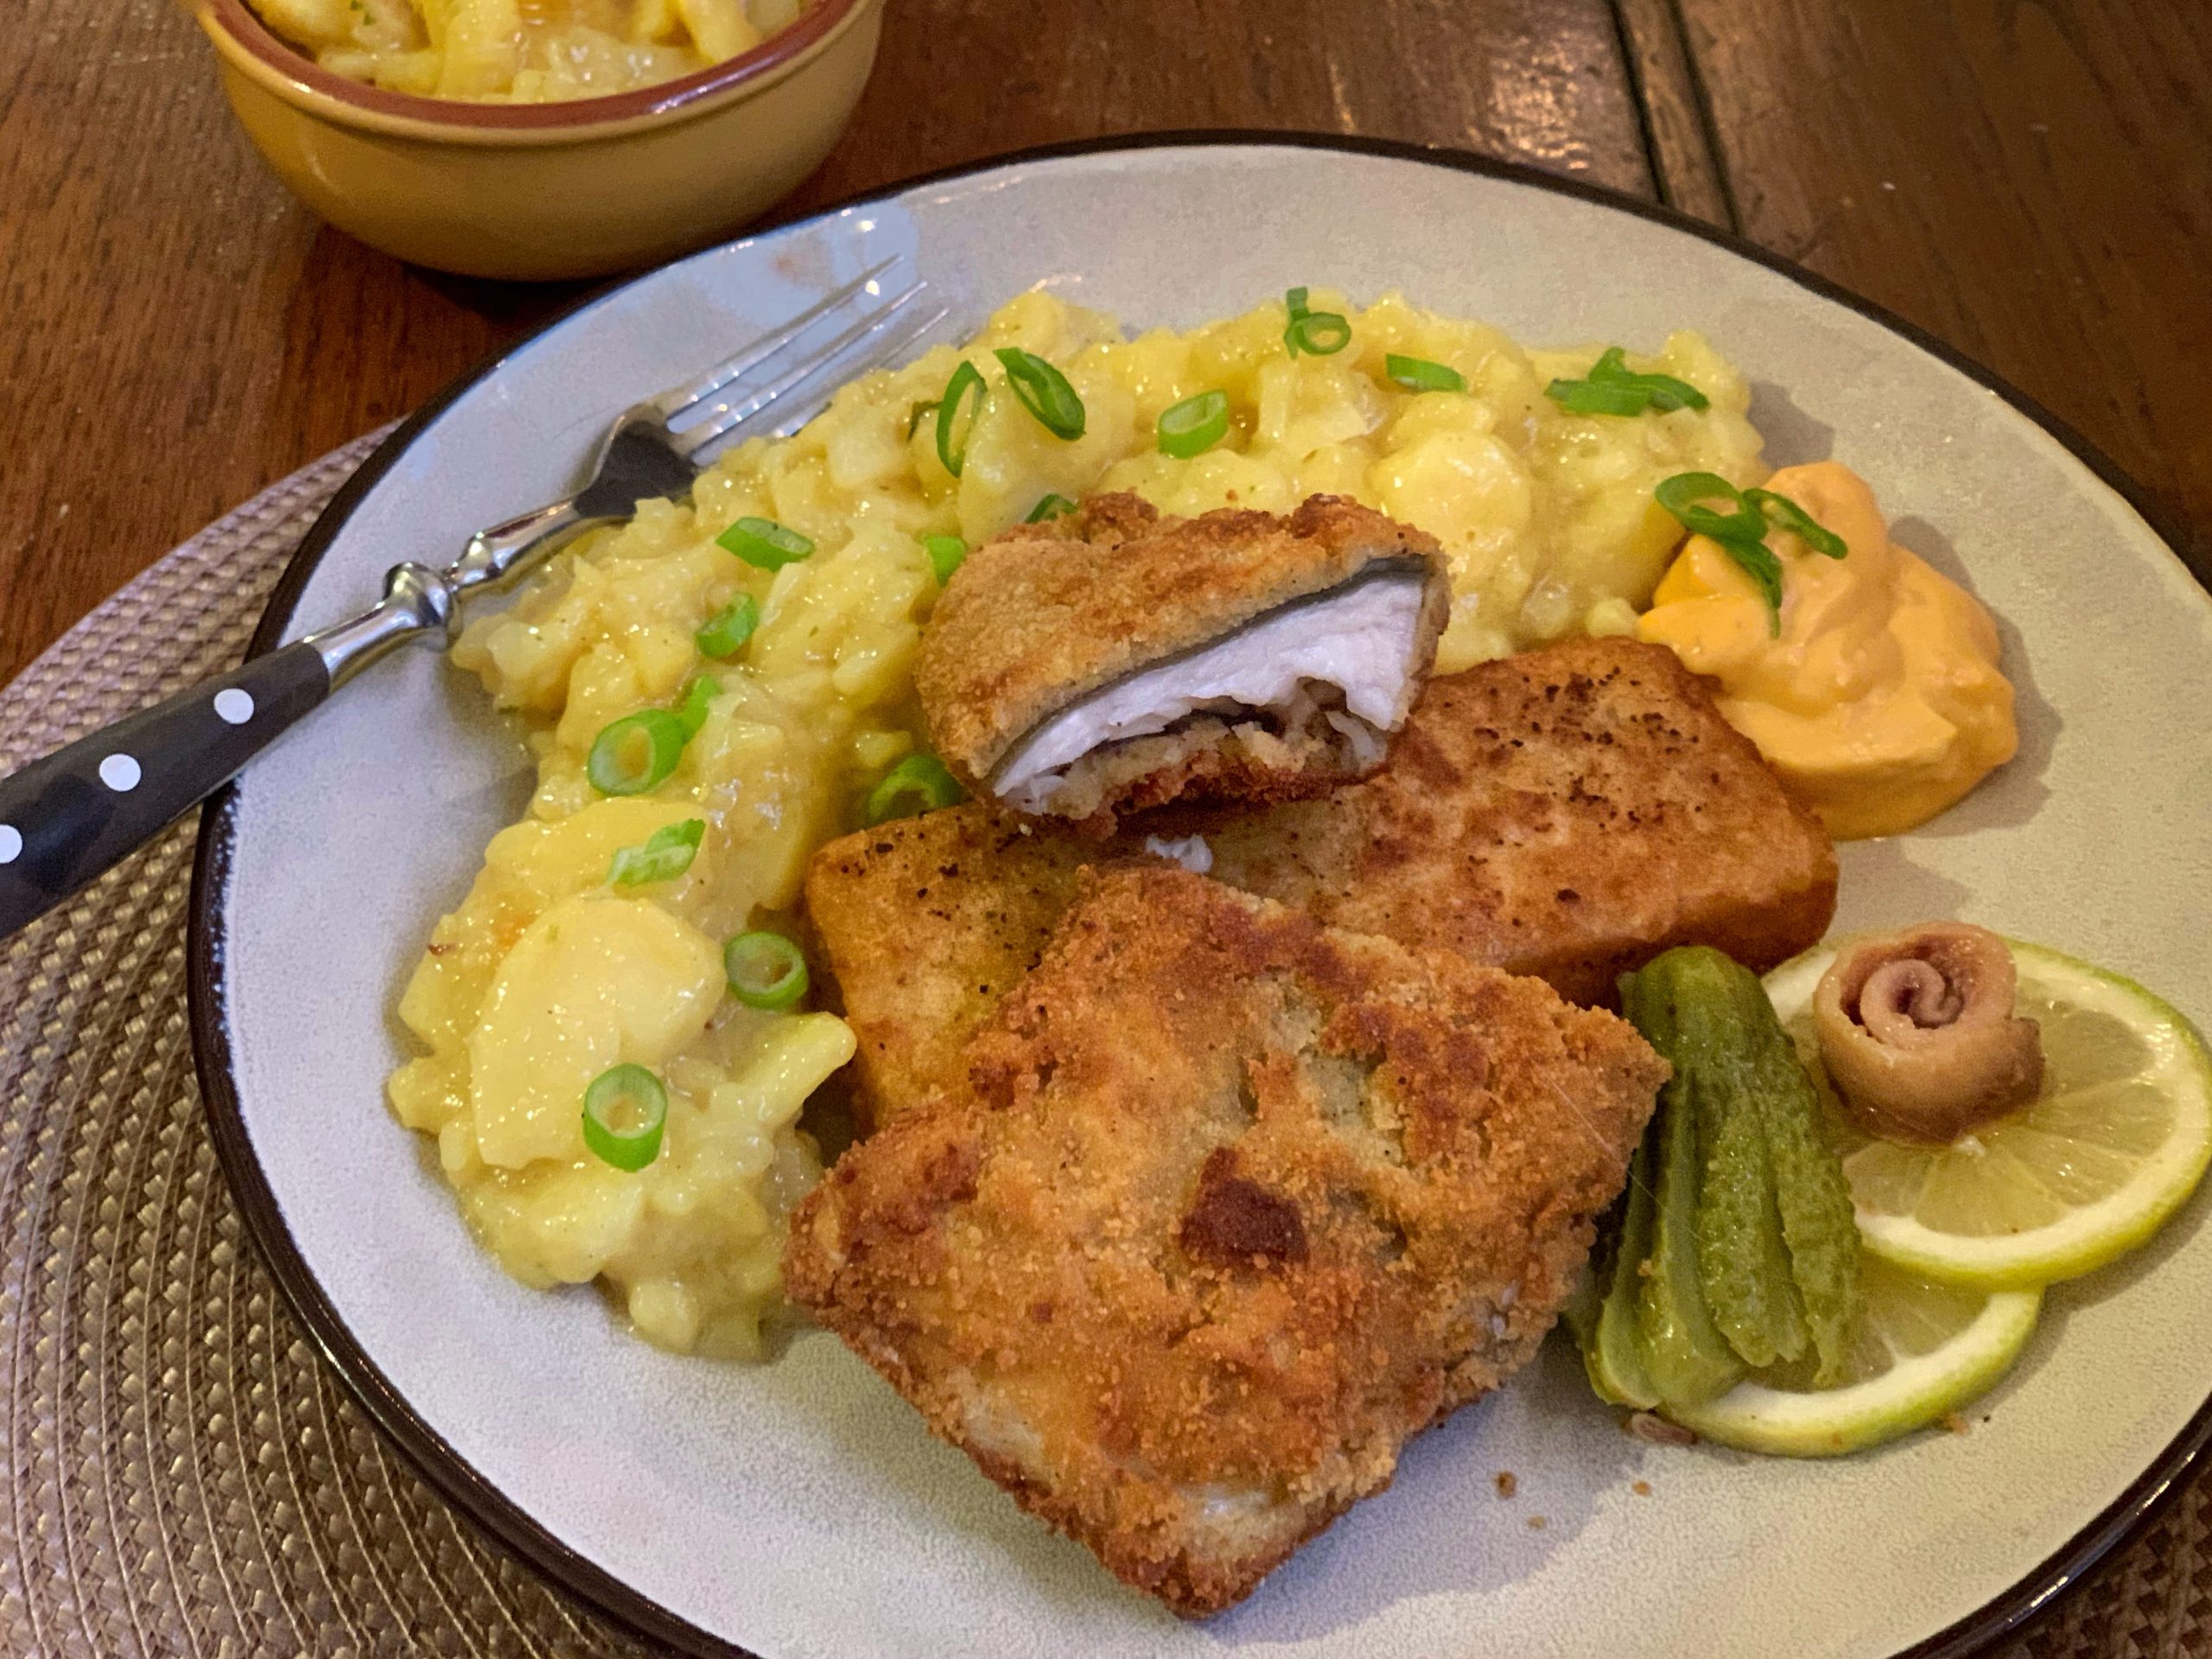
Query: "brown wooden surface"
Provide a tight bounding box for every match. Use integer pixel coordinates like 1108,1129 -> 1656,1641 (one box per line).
4,1 -> 2206,690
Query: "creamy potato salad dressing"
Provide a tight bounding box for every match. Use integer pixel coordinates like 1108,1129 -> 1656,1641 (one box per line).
250,0 -> 809,101
389,289 -> 1768,1355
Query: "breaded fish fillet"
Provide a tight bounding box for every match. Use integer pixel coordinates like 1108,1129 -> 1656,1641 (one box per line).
916,493 -> 1449,834
785,867 -> 1666,1617
1181,634 -> 1839,1005
807,636 -> 1834,1125
803,808 -> 1098,1130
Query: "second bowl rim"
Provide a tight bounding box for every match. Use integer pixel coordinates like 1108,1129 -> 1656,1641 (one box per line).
197,0 -> 874,139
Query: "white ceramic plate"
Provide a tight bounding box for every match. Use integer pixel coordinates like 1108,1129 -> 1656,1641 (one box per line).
189,137 -> 2212,1659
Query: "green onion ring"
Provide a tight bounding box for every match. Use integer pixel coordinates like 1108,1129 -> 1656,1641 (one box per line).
1285,310 -> 1351,358
923,533 -> 968,585
586,709 -> 687,797
1746,488 -> 1849,559
1655,472 -> 1768,544
1025,493 -> 1077,524
674,675 -> 720,740
993,348 -> 1087,440
906,398 -> 938,439
717,516 -> 814,570
608,818 -> 704,887
1156,390 -> 1230,458
1385,354 -> 1466,393
1547,346 -> 1710,416
935,361 -> 985,477
695,594 -> 759,659
1547,378 -> 1657,416
724,931 -> 810,1012
1285,285 -> 1311,320
866,752 -> 965,825
582,1064 -> 668,1172
1719,538 -> 1787,636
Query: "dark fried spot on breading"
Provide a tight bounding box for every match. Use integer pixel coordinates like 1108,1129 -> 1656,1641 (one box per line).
1179,1147 -> 1309,1268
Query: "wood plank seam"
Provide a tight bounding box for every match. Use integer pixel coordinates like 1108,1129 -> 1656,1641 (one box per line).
1605,0 -> 1738,230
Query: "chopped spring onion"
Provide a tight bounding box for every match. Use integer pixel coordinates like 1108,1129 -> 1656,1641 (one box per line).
906,398 -> 938,439
866,752 -> 965,825
1282,285 -> 1351,357
1547,378 -> 1654,416
1385,354 -> 1466,393
924,533 -> 968,585
936,361 -> 986,477
1157,389 -> 1230,458
1654,472 -> 1814,635
1546,346 -> 1710,416
608,818 -> 704,887
1025,493 -> 1077,524
674,675 -> 720,740
1746,488 -> 1848,559
1655,472 -> 1768,545
718,516 -> 813,570
724,931 -> 809,1011
994,348 -> 1086,440
582,1064 -> 668,1171
695,594 -> 759,659
1725,538 -> 1787,636
586,709 -> 687,797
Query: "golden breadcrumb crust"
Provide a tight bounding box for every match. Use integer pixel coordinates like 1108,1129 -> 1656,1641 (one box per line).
914,493 -> 1448,810
804,635 -> 1834,1127
803,808 -> 1110,1133
1178,634 -> 1839,1004
785,868 -> 1665,1617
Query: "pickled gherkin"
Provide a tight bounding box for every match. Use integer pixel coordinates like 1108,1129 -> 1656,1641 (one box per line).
1620,970 -> 1745,1406
1587,946 -> 1865,1408
1647,950 -> 1810,1368
1733,970 -> 1862,1385
1581,1137 -> 1662,1409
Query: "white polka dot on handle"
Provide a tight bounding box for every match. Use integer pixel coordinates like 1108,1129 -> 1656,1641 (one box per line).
99,754 -> 142,792
0,825 -> 20,866
213,688 -> 256,725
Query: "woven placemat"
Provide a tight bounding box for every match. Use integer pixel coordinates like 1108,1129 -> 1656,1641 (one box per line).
0,441 -> 2193,1657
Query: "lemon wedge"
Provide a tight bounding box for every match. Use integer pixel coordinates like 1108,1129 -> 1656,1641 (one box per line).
1662,1253 -> 2039,1456
1764,941 -> 2212,1290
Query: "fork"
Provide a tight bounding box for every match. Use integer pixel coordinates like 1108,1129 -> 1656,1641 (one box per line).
0,263 -> 944,943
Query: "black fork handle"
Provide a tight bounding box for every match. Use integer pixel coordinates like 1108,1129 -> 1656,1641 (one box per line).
0,644 -> 333,939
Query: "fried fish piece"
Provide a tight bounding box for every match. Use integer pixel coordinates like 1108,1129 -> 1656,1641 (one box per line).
1179,635 -> 1838,1004
785,867 -> 1666,1617
808,636 -> 1834,1127
803,807 -> 1100,1131
916,493 -> 1449,835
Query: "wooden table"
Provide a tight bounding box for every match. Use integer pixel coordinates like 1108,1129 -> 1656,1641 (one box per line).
3,1 -> 2209,691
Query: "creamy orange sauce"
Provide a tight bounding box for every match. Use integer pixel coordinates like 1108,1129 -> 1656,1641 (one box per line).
1637,461 -> 2017,839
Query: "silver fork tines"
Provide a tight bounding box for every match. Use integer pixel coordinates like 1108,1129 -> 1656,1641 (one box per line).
670,281 -> 944,455
650,256 -> 900,428
401,263 -> 943,624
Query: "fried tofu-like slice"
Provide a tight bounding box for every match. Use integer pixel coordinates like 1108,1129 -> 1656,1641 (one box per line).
1178,634 -> 1838,1005
804,808 -> 1100,1130
785,867 -> 1667,1618
916,493 -> 1448,834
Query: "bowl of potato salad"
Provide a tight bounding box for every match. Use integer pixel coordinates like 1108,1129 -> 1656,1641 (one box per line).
191,0 -> 881,278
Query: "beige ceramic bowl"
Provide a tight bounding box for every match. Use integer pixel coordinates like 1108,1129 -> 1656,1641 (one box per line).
193,0 -> 882,281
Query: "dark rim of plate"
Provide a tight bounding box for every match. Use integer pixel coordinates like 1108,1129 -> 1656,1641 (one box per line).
185,130 -> 2211,1659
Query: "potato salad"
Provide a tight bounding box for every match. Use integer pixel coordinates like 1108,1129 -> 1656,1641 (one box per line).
386,288 -> 1767,1357
249,0 -> 810,102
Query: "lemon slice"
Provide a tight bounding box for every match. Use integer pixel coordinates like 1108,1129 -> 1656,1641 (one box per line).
1663,1254 -> 2040,1456
1764,941 -> 2212,1290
